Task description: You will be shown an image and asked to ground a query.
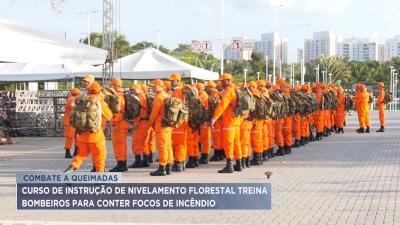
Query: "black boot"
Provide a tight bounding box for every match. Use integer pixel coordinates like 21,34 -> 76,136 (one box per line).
357,128 -> 365,133
129,155 -> 143,168
218,159 -> 233,173
333,125 -> 338,132
300,137 -> 305,146
376,126 -> 385,132
209,150 -> 220,161
293,140 -> 300,148
241,158 -> 246,169
245,157 -> 250,168
142,154 -> 150,167
262,150 -> 269,161
90,166 -> 96,172
268,149 -> 274,158
63,165 -> 76,172
73,147 -> 78,156
150,165 -> 166,176
110,160 -> 128,172
166,163 -> 172,175
172,161 -> 184,172
65,149 -> 72,158
219,149 -> 226,160
275,147 -> 285,156
194,157 -> 199,167
186,157 -> 196,168
340,128 -> 344,133
199,154 -> 209,164
315,133 -> 321,141
250,153 -> 261,165
233,159 -> 242,171
148,152 -> 154,163
365,127 -> 370,133
284,146 -> 292,154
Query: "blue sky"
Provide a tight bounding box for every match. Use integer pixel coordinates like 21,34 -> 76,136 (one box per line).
1,0 -> 399,59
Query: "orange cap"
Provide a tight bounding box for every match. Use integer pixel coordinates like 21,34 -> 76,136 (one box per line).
149,79 -> 164,87
265,80 -> 272,86
89,82 -> 102,94
111,78 -> 123,87
236,82 -> 243,88
83,74 -> 95,82
219,73 -> 233,81
337,86 -> 343,92
377,82 -> 384,87
257,80 -> 266,87
248,81 -> 257,88
271,85 -> 280,91
216,81 -> 222,87
169,73 -> 181,81
163,81 -> 171,89
141,84 -> 148,92
130,83 -> 142,91
71,88 -> 80,95
196,83 -> 205,90
206,81 -> 216,87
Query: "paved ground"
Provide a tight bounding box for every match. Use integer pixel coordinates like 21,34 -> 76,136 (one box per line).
1,111 -> 400,225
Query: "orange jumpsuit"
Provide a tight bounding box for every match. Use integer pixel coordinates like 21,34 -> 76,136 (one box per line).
240,118 -> 252,158
149,90 -> 173,166
71,97 -> 112,172
111,91 -> 130,161
260,88 -> 270,152
269,119 -> 276,149
294,113 -> 301,142
171,86 -> 188,162
282,90 -> 293,147
353,90 -> 370,128
275,118 -> 284,147
314,91 -> 325,133
198,90 -> 211,155
64,95 -> 77,150
132,92 -> 152,157
212,84 -> 242,160
210,90 -> 223,152
377,90 -> 386,126
335,92 -> 346,129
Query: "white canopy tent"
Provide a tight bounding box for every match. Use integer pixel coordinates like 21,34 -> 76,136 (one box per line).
0,18 -> 107,65
104,48 -> 219,81
0,63 -> 97,81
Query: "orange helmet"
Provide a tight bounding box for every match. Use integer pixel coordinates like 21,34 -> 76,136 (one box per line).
71,88 -> 81,95
169,73 -> 181,81
377,82 -> 384,88
196,83 -> 205,91
206,81 -> 216,88
89,82 -> 102,94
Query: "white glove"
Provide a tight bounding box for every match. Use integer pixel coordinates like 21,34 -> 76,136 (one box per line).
211,119 -> 216,128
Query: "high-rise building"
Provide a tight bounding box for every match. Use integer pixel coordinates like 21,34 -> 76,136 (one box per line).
336,38 -> 377,61
254,32 -> 288,64
223,37 -> 254,61
384,35 -> 400,61
378,44 -> 387,63
304,31 -> 337,63
297,49 -> 303,64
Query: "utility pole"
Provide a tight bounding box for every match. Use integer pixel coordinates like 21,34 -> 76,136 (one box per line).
102,0 -> 114,85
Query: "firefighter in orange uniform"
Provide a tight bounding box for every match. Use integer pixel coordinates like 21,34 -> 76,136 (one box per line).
281,82 -> 293,154
312,83 -> 325,140
257,80 -> 270,161
353,84 -> 371,133
148,79 -> 173,176
109,78 -> 130,172
265,81 -> 275,158
129,83 -> 153,168
207,81 -> 225,161
196,83 -> 211,164
65,82 -> 113,172
248,81 -> 263,166
376,82 -> 386,132
169,73 -> 188,172
335,86 -> 346,133
211,74 -> 242,173
64,88 -> 81,158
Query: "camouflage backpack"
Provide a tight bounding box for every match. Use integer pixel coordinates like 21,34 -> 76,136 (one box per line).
322,92 -> 331,110
251,95 -> 268,120
284,95 -> 296,116
208,94 -> 220,121
368,93 -> 374,104
383,91 -> 393,104
145,94 -> 155,120
161,97 -> 188,128
69,96 -> 101,133
308,95 -> 320,113
329,91 -> 338,110
183,86 -> 208,131
300,95 -> 312,116
123,93 -> 141,120
345,94 -> 354,112
291,92 -> 303,114
269,91 -> 285,119
233,87 -> 256,117
102,87 -> 120,114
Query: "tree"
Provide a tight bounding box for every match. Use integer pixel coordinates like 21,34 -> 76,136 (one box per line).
80,32 -> 132,59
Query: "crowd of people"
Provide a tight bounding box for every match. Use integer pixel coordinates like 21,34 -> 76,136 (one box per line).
63,73 -> 388,176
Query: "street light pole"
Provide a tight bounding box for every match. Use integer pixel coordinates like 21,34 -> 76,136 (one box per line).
244,69 -> 248,84
220,0 -> 224,76
315,65 -> 320,83
329,73 -> 332,83
265,55 -> 268,80
322,71 -> 326,84
296,24 -> 311,85
257,72 -> 260,81
77,10 -> 99,46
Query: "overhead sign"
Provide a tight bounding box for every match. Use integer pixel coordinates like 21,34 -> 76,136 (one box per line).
191,40 -> 212,53
232,40 -> 243,51
202,41 -> 212,52
191,40 -> 202,52
242,41 -> 254,51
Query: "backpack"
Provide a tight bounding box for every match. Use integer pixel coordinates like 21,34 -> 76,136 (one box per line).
208,94 -> 220,121
383,91 -> 393,104
233,87 -> 256,117
183,86 -> 208,132
285,95 -> 296,116
269,91 -> 286,119
329,91 -> 338,110
145,94 -> 155,121
251,95 -> 267,120
308,95 -> 319,113
161,97 -> 188,128
368,93 -> 373,104
345,94 -> 353,111
102,87 -> 120,114
123,93 -> 141,120
69,96 -> 101,133
322,92 -> 331,110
